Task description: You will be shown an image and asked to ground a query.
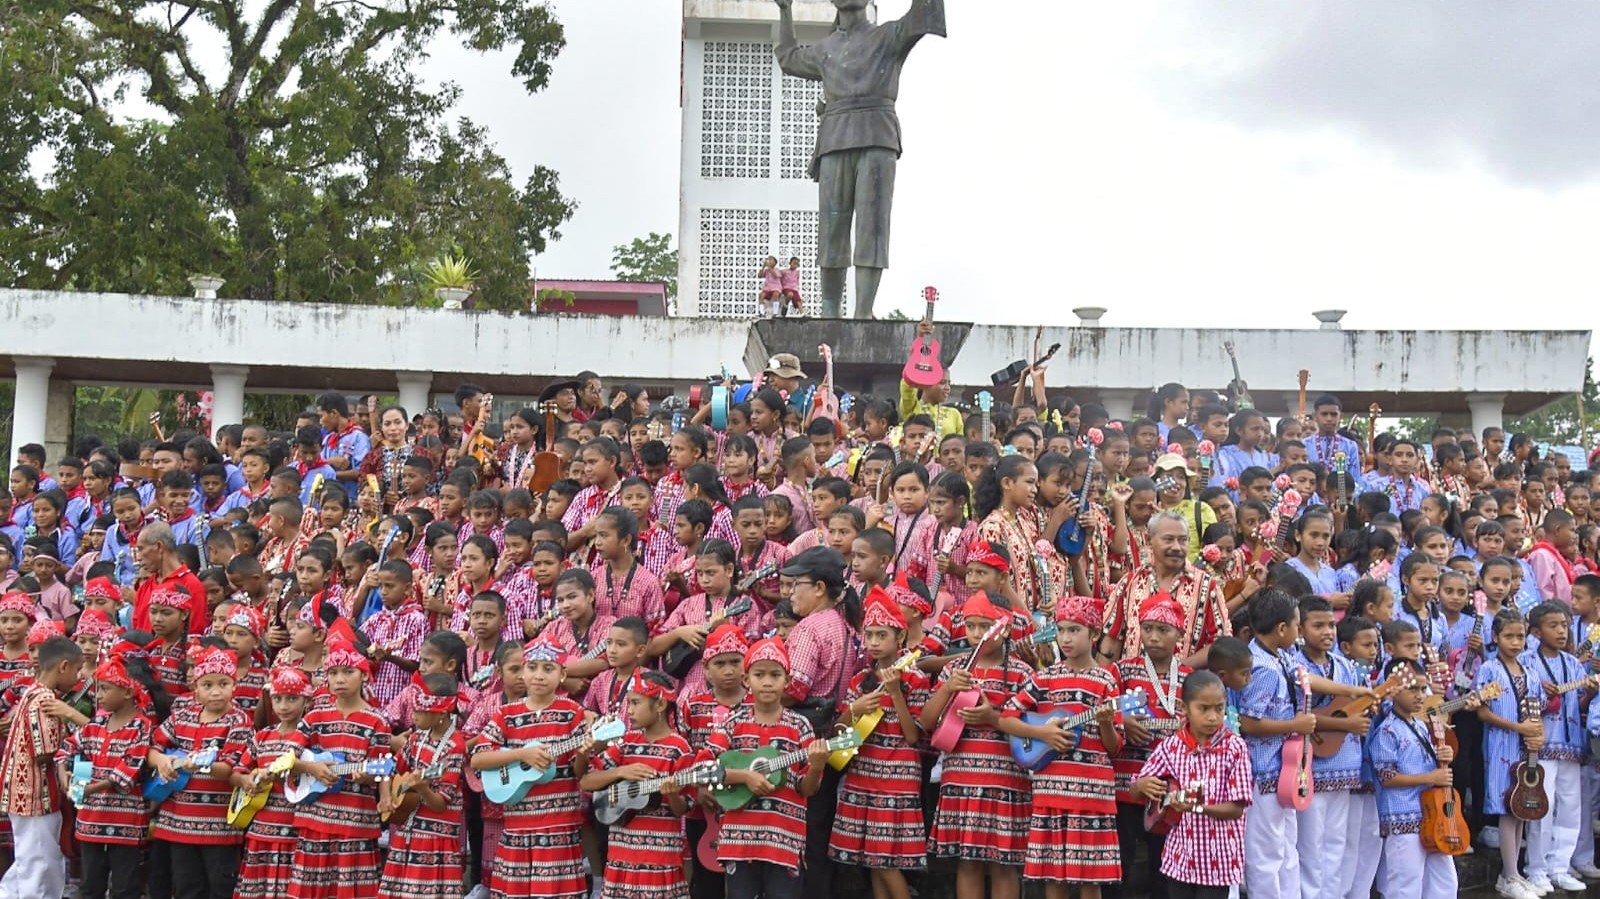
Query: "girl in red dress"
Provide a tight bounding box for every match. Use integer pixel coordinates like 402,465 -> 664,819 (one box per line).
999,596 -> 1123,898
919,591 -> 1033,899
829,587 -> 931,899
379,673 -> 467,899
470,637 -> 598,899
288,636 -> 393,899
234,667 -> 313,899
580,671 -> 695,899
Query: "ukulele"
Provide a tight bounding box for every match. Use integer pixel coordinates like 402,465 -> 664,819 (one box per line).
528,402 -> 561,495
1366,404 -> 1382,474
1276,672 -> 1313,811
1506,694 -> 1549,822
593,761 -> 726,826
926,528 -> 964,613
709,731 -> 862,811
928,620 -> 1012,752
828,649 -> 925,771
902,287 -> 944,388
1296,369 -> 1310,423
1310,668 -> 1414,758
976,391 -> 994,445
1143,779 -> 1204,836
1223,340 -> 1253,411
1055,427 -> 1103,556
811,344 -> 843,438
1419,708 -> 1470,855
1009,691 -> 1149,772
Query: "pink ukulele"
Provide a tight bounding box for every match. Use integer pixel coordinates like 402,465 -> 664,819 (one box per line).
928,620 -> 1012,753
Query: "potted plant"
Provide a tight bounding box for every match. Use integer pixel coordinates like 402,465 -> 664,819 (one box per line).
422,254 -> 478,309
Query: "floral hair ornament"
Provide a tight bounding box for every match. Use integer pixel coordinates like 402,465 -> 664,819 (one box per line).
1200,544 -> 1224,565
269,667 -> 315,698
743,637 -> 791,674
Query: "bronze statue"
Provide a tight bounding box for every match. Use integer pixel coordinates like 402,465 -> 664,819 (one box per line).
775,0 -> 946,319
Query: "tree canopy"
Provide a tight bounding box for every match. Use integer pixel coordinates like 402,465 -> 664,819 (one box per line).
610,231 -> 677,310
0,0 -> 577,310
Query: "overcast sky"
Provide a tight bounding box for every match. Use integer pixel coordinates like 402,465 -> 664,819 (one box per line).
423,1 -> 1600,330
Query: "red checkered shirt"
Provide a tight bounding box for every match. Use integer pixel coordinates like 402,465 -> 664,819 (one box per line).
544,613 -> 618,666
651,471 -> 689,538
1135,728 -> 1254,887
658,595 -> 773,696
638,522 -> 677,578
361,601 -> 429,708
771,481 -> 814,534
784,606 -> 862,704
58,711 -> 154,844
562,482 -> 624,568
589,561 -> 667,633
721,477 -> 769,505
738,540 -> 791,612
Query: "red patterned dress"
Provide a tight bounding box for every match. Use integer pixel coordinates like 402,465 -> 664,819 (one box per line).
0,653 -> 38,849
1003,663 -> 1122,883
701,706 -> 816,872
382,726 -> 468,899
591,731 -> 695,899
148,637 -> 191,698
150,703 -> 251,845
1109,656 -> 1189,803
472,696 -> 589,899
231,663 -> 270,721
977,506 -> 1066,611
828,668 -> 932,869
930,656 -> 1034,866
236,725 -> 310,899
288,704 -> 392,899
57,710 -> 153,844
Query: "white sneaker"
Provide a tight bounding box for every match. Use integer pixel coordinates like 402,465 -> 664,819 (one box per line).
1551,872 -> 1586,892
1573,864 -> 1600,879
1482,825 -> 1503,848
1499,875 -> 1538,899
1525,875 -> 1555,896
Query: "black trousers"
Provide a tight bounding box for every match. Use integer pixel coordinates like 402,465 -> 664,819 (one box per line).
801,766 -> 842,899
1111,801 -> 1168,899
1167,881 -> 1229,899
728,860 -> 802,899
80,840 -> 144,899
167,840 -> 238,899
686,816 -> 726,899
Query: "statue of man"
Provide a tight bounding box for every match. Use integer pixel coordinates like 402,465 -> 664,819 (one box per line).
775,0 -> 946,319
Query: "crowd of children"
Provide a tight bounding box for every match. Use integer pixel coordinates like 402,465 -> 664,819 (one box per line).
0,360 -> 1597,899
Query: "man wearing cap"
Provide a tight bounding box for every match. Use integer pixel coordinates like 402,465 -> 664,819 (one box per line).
1101,511 -> 1229,666
131,523 -> 207,636
1152,451 -> 1216,562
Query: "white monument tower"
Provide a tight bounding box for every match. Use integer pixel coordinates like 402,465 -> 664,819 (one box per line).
678,1 -> 869,318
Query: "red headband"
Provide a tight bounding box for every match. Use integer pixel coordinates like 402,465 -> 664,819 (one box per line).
967,540 -> 1010,573
629,673 -> 677,705
324,639 -> 369,675
1056,595 -> 1103,631
1138,592 -> 1185,630
269,667 -> 315,698
0,592 -> 35,620
74,607 -> 119,642
187,646 -> 237,682
961,591 -> 1008,624
27,619 -> 64,646
94,655 -> 149,708
704,623 -> 749,660
861,585 -> 907,630
744,637 -> 790,673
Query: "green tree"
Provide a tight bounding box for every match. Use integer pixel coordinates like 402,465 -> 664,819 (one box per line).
609,232 -> 677,310
0,0 -> 577,310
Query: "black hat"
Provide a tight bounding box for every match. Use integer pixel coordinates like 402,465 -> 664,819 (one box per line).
779,546 -> 847,593
539,380 -> 581,403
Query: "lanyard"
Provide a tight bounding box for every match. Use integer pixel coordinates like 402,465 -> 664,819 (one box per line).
1536,651 -> 1573,744
893,512 -> 923,570
1141,653 -> 1181,716
605,563 -> 638,610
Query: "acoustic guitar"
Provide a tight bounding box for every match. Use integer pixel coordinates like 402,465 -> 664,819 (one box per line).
902,287 -> 944,388
1223,340 -> 1253,412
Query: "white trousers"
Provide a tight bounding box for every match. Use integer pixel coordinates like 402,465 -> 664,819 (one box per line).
1526,758 -> 1581,879
1338,792 -> 1382,899
0,812 -> 63,899
1244,789 -> 1300,899
1296,790 -> 1349,899
1381,833 -> 1459,899
1573,764 -> 1599,868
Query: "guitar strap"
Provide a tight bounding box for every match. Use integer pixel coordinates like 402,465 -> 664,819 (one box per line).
1406,716 -> 1440,765
1535,651 -> 1573,746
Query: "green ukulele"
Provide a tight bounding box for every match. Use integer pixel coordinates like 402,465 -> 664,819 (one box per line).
708,731 -> 861,811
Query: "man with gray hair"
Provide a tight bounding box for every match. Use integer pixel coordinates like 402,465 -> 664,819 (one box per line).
132,521 -> 206,635
1099,511 -> 1230,664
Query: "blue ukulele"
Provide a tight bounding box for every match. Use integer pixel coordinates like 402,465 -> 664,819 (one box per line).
283,751 -> 397,804
1008,691 -> 1148,772
481,716 -> 626,805
142,747 -> 220,804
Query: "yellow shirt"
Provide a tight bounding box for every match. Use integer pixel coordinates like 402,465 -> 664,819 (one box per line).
898,379 -> 965,437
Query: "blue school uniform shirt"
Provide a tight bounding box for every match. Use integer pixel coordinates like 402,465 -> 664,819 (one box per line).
224,462 -> 245,494
296,465 -> 339,505
33,527 -> 78,564
1210,445 -> 1280,489
136,483 -> 203,514
1287,557 -> 1343,597
1440,612 -> 1477,661
1475,655 -> 1545,817
8,498 -> 35,534
1394,600 -> 1448,652
1519,647 -> 1586,761
1293,646 -> 1364,790
99,523 -> 139,586
322,428 -> 371,501
1514,559 -> 1541,614
1370,711 -> 1437,836
1366,474 -> 1431,513
1240,639 -> 1302,788
1305,433 -> 1365,481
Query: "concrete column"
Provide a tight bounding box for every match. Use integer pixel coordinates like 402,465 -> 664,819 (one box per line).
1101,389 -> 1144,424
43,380 -> 73,465
396,371 -> 433,418
1467,392 -> 1506,442
9,356 -> 54,470
209,365 -> 249,439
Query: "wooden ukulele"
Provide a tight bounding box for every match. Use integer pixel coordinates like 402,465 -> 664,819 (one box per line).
1223,340 -> 1253,411
1296,369 -> 1310,423
528,401 -> 562,495
1365,403 -> 1382,473
1310,668 -> 1413,758
1506,694 -> 1549,821
1419,708 -> 1470,856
